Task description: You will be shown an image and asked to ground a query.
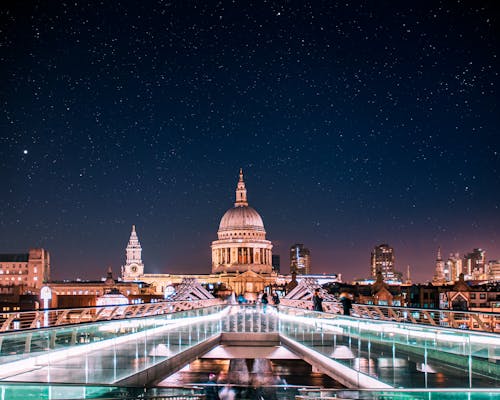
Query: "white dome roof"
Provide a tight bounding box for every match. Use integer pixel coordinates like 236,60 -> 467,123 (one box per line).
218,206 -> 265,232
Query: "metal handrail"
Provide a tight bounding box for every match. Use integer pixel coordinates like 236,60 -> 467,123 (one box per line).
0,298 -> 224,332
280,298 -> 500,333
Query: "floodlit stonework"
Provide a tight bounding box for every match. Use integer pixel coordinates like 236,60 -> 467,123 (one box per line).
122,225 -> 145,281
211,169 -> 273,274
125,170 -> 280,298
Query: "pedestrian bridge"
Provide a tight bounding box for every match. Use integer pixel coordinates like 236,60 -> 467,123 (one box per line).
0,304 -> 499,399
0,279 -> 499,399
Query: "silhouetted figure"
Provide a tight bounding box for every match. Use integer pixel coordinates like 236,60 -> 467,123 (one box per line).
312,289 -> 323,312
340,293 -> 352,316
261,292 -> 269,312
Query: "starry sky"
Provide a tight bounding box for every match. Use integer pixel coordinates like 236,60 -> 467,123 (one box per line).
1,1 -> 499,283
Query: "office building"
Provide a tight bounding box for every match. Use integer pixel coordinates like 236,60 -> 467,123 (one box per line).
290,243 -> 311,275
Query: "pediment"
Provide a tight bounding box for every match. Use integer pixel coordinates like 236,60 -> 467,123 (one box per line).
238,270 -> 266,280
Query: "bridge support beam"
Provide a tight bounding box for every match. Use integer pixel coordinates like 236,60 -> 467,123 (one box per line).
116,333 -> 221,387
280,335 -> 393,389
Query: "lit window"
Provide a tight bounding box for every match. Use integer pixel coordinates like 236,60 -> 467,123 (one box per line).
34,267 -> 37,273
18,277 -> 21,281
34,277 -> 38,281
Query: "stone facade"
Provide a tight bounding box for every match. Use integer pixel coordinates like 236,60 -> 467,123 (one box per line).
211,169 -> 273,274
122,225 -> 145,281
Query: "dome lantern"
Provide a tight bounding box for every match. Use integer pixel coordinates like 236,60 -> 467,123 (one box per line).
235,168 -> 248,207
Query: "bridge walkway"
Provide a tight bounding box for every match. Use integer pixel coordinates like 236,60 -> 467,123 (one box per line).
0,305 -> 499,391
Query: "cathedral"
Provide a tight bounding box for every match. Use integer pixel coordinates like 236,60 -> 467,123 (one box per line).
211,169 -> 273,274
122,170 -> 282,298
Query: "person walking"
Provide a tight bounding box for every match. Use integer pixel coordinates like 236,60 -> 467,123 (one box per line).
261,292 -> 269,312
340,293 -> 352,316
204,373 -> 220,400
272,292 -> 280,306
312,289 -> 323,312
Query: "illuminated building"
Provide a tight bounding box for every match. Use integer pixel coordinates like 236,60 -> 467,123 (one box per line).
290,243 -> 311,275
211,169 -> 273,274
122,225 -> 145,281
131,170 -> 280,299
370,244 -> 399,281
0,248 -> 50,290
432,247 -> 446,285
463,248 -> 486,280
446,253 -> 462,282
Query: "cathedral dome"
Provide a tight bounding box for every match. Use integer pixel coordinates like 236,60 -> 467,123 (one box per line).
219,206 -> 265,232
212,169 -> 273,276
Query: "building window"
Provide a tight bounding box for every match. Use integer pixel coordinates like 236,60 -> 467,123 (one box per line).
470,293 -> 476,299
480,293 -> 486,299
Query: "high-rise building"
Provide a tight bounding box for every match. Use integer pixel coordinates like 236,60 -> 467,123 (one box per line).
446,253 -> 462,282
0,248 -> 50,290
487,260 -> 500,281
370,244 -> 396,281
463,248 -> 486,280
271,254 -> 280,273
432,247 -> 446,285
121,225 -> 145,281
290,243 -> 311,275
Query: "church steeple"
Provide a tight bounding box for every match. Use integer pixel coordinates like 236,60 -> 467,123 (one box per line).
122,224 -> 144,280
234,168 -> 248,207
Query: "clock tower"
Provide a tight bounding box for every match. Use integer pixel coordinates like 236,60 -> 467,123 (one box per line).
122,225 -> 145,281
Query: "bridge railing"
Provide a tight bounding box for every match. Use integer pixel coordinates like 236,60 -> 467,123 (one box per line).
297,388 -> 500,400
0,298 -> 224,332
280,299 -> 500,333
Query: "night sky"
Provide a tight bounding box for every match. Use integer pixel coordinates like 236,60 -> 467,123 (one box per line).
1,1 -> 499,283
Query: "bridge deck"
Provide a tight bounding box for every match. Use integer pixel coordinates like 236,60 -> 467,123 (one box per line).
0,305 -> 498,391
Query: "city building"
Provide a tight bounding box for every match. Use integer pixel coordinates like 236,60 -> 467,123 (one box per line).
445,252 -> 462,282
41,268 -> 159,309
290,243 -> 311,275
487,260 -> 500,282
463,248 -> 486,280
272,254 -> 280,273
432,247 -> 446,285
370,243 -> 400,281
0,248 -> 50,290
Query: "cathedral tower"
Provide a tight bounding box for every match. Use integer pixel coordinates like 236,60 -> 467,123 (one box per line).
122,225 -> 145,281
